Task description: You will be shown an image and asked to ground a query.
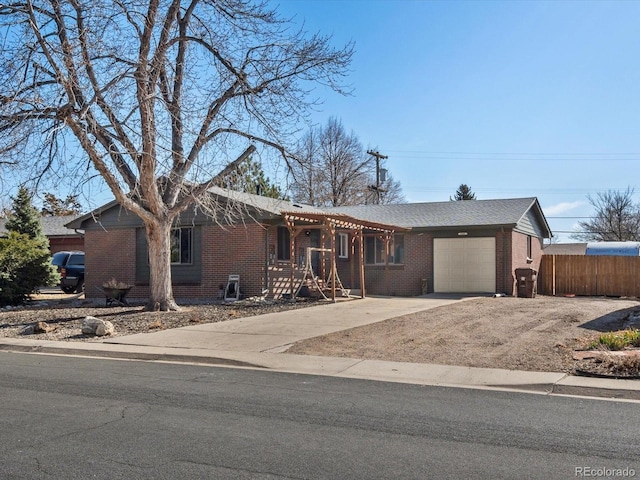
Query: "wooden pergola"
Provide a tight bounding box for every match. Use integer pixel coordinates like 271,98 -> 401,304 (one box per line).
280,211 -> 407,302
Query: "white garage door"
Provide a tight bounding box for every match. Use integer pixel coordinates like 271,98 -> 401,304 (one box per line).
433,237 -> 496,293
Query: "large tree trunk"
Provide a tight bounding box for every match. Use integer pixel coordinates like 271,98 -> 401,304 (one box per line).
144,219 -> 180,311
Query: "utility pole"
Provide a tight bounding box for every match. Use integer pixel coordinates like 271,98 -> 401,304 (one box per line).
367,150 -> 388,204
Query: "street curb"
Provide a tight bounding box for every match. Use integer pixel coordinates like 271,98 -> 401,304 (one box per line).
551,383 -> 640,401
0,341 -> 638,401
0,343 -> 264,369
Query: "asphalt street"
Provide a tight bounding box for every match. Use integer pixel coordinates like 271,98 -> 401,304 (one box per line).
1,352 -> 639,479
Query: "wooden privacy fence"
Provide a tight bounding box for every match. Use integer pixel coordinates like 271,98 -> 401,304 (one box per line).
539,255 -> 640,297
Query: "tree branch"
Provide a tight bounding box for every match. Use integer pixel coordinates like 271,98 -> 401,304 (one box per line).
172,144 -> 256,214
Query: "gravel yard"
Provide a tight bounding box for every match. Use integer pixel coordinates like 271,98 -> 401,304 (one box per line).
287,295 -> 640,377
0,291 -> 322,342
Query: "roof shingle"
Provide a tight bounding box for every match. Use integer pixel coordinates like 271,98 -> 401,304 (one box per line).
329,198 -> 539,229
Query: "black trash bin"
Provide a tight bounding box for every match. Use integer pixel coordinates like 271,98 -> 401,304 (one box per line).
515,268 -> 537,298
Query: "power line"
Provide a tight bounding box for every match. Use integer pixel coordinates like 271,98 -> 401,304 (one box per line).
385,150 -> 640,156
383,150 -> 640,162
403,186 -> 627,194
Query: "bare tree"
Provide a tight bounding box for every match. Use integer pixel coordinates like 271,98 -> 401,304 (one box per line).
571,188 -> 640,241
291,125 -> 320,206
0,1 -> 352,310
291,117 -> 404,206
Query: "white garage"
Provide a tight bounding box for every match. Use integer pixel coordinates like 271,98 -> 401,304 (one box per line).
433,237 -> 496,293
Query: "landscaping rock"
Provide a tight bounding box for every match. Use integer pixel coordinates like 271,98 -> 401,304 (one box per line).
81,316 -> 115,336
34,321 -> 56,333
20,325 -> 35,335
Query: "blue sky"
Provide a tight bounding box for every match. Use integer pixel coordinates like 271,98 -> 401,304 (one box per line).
274,0 -> 640,242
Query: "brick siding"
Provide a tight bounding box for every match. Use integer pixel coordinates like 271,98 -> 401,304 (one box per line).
85,228 -> 137,299
511,230 -> 543,296
85,221 -> 543,300
49,237 -> 84,254
85,224 -> 269,300
333,232 -> 431,296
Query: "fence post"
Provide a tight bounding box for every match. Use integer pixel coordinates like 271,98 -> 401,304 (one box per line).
595,256 -> 598,296
552,255 -> 556,296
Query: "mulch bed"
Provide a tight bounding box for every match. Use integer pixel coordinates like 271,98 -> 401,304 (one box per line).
573,350 -> 640,379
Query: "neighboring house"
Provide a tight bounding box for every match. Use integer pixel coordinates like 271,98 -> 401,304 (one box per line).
542,243 -> 587,255
65,190 -> 552,300
585,241 -> 640,256
543,242 -> 640,256
0,215 -> 84,254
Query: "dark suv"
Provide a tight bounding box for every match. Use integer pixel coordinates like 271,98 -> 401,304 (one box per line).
51,251 -> 85,294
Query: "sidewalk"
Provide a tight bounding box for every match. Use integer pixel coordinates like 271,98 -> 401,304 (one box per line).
1,295 -> 638,400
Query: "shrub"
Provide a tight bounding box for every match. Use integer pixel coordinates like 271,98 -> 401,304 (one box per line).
622,329 -> 640,347
0,232 -> 58,306
589,329 -> 640,351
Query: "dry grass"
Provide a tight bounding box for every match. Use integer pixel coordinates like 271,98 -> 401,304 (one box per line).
288,295 -> 640,374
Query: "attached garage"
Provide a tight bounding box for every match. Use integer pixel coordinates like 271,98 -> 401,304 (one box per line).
332,197 -> 551,296
433,237 -> 496,293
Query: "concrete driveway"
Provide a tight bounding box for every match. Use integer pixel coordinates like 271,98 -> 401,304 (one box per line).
103,295 -> 466,354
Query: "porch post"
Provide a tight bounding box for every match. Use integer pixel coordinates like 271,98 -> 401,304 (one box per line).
350,232 -> 356,293
320,230 -> 326,284
329,221 -> 336,302
284,216 -> 296,300
263,225 -> 269,295
359,229 -> 366,298
384,232 -> 391,296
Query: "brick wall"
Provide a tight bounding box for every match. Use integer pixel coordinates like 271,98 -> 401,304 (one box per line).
86,222 -> 544,301
85,224 -> 269,301
495,231 -> 510,294
49,236 -> 84,254
201,223 -> 268,299
335,232 -> 432,296
85,228 -> 137,299
510,230 -> 543,296
492,230 -> 543,295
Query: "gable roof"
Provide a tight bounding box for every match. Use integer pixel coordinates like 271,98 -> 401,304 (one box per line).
65,190 -> 552,239
329,197 -> 552,238
65,187 -> 328,230
207,186 -> 326,218
0,215 -> 81,237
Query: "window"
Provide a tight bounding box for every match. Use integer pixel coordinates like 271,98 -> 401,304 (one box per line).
526,235 -> 532,258
338,233 -> 349,259
170,228 -> 192,264
277,226 -> 290,261
364,234 -> 404,265
67,254 -> 84,266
